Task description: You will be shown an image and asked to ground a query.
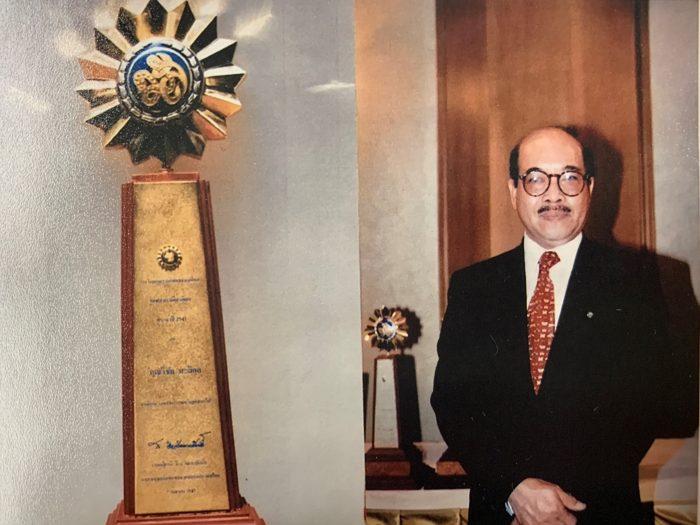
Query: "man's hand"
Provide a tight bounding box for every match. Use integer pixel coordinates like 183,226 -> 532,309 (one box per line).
508,478 -> 586,525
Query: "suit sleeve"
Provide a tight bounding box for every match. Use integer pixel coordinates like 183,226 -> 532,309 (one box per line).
431,272 -> 529,504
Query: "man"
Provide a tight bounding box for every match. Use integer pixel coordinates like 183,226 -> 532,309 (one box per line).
431,127 -> 698,524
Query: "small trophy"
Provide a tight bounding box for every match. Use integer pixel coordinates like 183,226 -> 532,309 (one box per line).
363,306 -> 422,489
76,1 -> 264,523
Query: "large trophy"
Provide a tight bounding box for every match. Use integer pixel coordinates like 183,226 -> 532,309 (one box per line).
363,306 -> 422,489
76,2 -> 265,523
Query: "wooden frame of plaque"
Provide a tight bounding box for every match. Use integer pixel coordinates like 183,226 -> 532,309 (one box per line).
107,171 -> 265,525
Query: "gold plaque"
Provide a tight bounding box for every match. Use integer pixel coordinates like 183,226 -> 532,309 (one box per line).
132,180 -> 228,513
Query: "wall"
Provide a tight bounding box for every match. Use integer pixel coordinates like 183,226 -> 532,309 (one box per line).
648,0 -> 699,502
0,1 -> 365,524
355,0 -> 441,442
649,1 -> 699,306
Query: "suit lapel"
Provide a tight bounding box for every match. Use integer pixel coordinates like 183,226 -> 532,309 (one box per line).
539,237 -> 600,396
493,243 -> 535,400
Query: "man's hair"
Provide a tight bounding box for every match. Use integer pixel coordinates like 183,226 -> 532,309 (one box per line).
509,126 -> 595,186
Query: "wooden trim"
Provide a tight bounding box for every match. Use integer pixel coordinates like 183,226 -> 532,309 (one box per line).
635,0 -> 656,250
105,500 -> 266,524
121,182 -> 136,515
197,180 -> 243,510
132,172 -> 200,183
436,0 -> 491,310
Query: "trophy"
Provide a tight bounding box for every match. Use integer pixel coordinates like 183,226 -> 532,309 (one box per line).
363,306 -> 422,490
76,1 -> 265,523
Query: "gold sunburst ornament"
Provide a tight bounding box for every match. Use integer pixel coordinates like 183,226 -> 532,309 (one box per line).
76,0 -> 246,168
157,244 -> 182,271
364,306 -> 409,352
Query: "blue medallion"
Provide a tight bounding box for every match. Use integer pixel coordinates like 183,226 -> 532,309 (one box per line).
118,39 -> 204,125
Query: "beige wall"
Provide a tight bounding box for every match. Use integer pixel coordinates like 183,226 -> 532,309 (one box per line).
355,0 -> 440,442
648,0 -> 699,501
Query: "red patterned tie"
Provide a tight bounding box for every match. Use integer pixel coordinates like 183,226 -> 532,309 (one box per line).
528,251 -> 560,394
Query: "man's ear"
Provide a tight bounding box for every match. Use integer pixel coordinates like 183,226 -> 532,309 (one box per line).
588,177 -> 595,196
508,178 -> 518,210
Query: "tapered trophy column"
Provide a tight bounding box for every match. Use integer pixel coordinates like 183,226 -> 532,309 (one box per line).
76,2 -> 265,523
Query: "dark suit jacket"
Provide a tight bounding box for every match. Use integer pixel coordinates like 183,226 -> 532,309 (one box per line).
431,237 -> 698,524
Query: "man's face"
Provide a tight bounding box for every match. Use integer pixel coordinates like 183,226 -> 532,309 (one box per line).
508,128 -> 594,249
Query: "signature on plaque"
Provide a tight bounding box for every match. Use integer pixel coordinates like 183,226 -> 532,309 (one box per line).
148,431 -> 211,450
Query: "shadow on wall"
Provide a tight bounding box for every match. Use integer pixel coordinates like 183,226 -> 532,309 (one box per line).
656,254 -> 700,431
577,126 -> 699,495
576,126 -> 699,392
578,126 -> 623,248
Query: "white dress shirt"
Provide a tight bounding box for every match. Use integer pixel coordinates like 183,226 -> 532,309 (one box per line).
523,233 -> 582,329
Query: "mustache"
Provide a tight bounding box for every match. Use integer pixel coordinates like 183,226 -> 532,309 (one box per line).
538,204 -> 571,214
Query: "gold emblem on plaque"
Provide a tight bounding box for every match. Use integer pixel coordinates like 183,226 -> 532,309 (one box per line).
157,244 -> 182,271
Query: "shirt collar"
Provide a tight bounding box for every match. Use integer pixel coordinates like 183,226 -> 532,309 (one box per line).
523,233 -> 583,268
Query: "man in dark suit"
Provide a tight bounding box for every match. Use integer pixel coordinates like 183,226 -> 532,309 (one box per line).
431,127 -> 698,524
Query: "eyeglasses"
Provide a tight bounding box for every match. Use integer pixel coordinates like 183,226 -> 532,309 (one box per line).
517,168 -> 591,197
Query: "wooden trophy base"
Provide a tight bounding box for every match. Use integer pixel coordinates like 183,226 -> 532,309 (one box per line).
428,448 -> 469,489
365,446 -> 421,490
105,501 -> 266,525
435,459 -> 467,476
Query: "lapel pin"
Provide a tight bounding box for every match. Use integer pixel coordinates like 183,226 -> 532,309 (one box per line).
587,311 -> 594,319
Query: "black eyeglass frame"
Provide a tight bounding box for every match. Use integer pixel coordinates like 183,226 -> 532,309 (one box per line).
517,167 -> 592,197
